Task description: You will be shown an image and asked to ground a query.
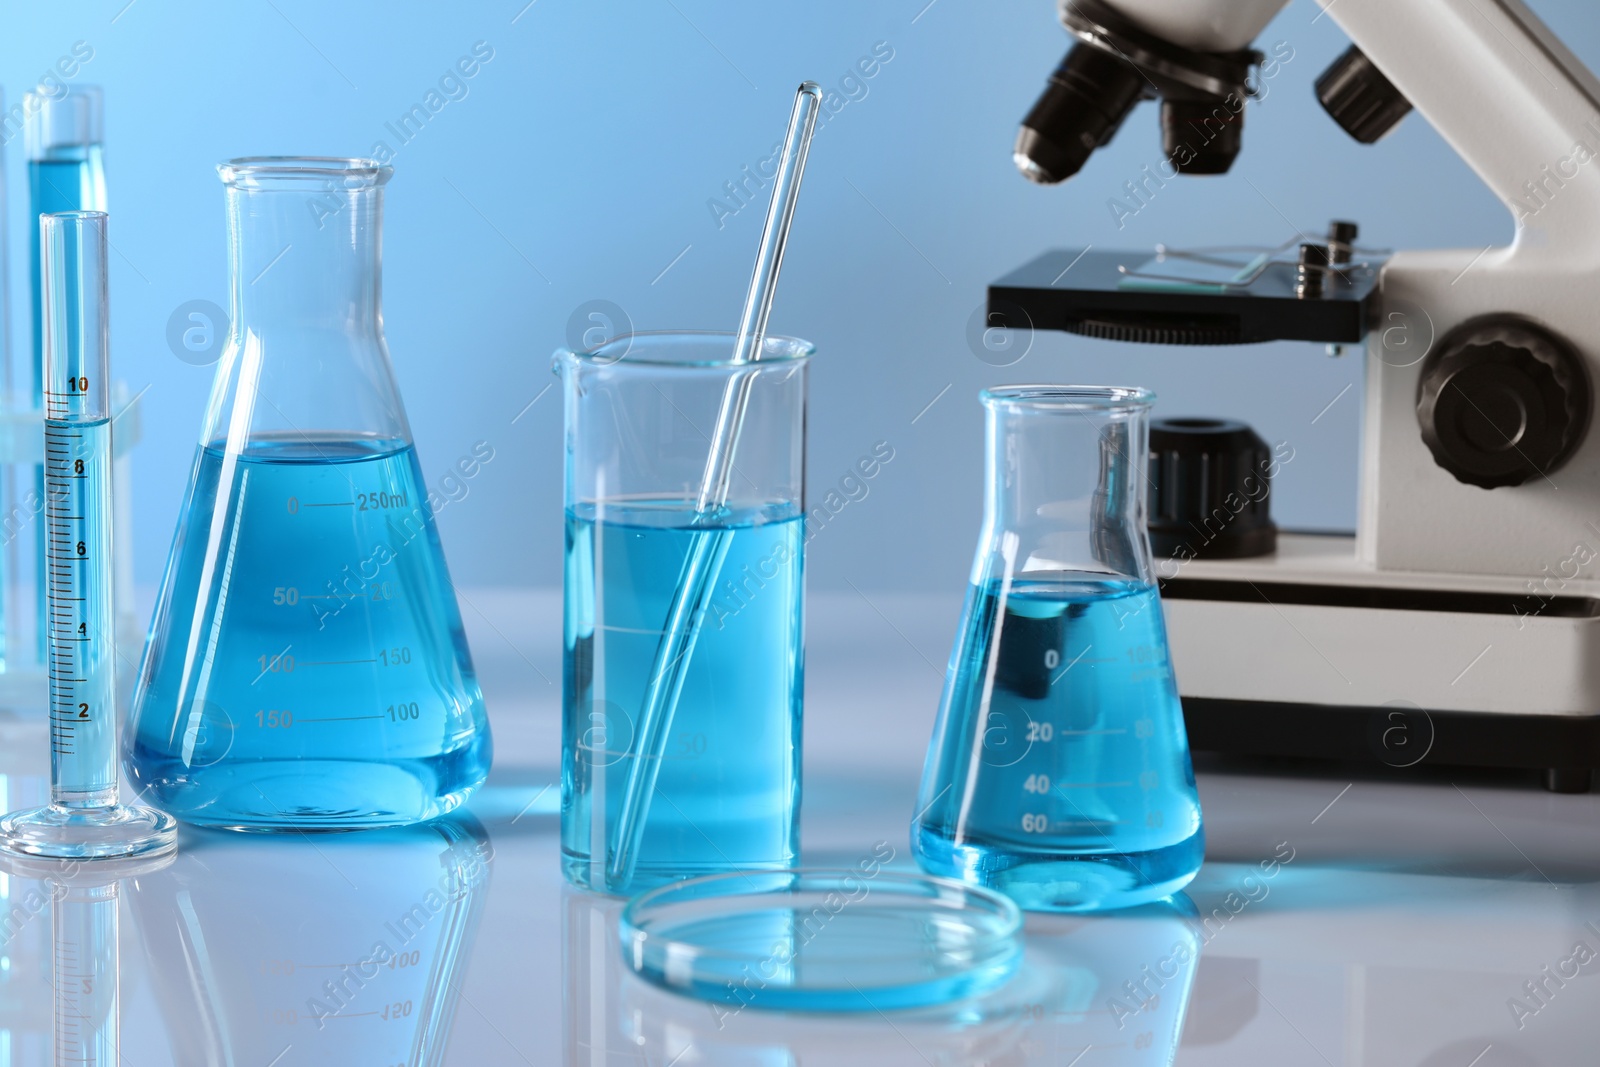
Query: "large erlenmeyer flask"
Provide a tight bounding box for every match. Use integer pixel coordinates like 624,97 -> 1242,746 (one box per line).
125,157 -> 492,830
913,386 -> 1203,912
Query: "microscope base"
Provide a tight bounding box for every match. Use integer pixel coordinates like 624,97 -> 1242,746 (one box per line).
1163,533 -> 1600,792
1181,698 -> 1599,793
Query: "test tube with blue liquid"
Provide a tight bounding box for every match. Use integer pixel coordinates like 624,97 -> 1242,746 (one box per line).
0,211 -> 175,860
24,87 -> 106,669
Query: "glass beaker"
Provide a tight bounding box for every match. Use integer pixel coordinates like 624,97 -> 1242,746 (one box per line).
124,157 -> 492,830
912,385 -> 1203,912
556,332 -> 809,895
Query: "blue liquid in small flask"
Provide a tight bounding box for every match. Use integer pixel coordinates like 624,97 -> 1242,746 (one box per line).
125,158 -> 491,830
913,386 -> 1203,911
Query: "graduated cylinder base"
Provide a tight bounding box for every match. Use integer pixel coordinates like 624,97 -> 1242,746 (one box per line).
0,803 -> 176,860
913,823 -> 1204,913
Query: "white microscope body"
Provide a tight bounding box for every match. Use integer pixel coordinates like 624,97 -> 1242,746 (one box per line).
1009,0 -> 1600,790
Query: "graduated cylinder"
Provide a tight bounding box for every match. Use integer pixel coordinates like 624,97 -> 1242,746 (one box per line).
42,211 -> 116,809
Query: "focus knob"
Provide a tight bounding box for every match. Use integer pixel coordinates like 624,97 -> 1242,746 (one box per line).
1316,45 -> 1412,143
1416,315 -> 1590,489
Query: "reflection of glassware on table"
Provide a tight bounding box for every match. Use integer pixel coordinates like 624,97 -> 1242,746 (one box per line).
556,332 -> 809,895
1011,898 -> 1200,1065
913,386 -> 1203,912
564,888 -> 793,1067
0,212 -> 175,861
563,890 -> 641,1066
130,814 -> 490,1065
0,727 -> 52,1060
0,850 -> 174,1067
125,157 -> 492,830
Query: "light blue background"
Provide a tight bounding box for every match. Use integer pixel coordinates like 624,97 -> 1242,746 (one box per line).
2,0 -> 1596,593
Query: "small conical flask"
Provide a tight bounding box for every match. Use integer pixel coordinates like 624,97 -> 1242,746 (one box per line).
125,158 -> 492,830
913,386 -> 1203,912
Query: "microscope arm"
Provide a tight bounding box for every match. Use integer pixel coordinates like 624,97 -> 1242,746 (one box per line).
1326,0 -> 1600,253
1322,0 -> 1600,575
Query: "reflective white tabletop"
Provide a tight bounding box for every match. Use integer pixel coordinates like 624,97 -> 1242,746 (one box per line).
2,590 -> 1595,1065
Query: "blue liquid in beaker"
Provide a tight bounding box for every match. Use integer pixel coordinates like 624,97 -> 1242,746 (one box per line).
914,575 -> 1203,911
562,503 -> 801,894
127,437 -> 491,829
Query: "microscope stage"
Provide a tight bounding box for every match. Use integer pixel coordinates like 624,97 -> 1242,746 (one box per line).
991,248 -> 1381,345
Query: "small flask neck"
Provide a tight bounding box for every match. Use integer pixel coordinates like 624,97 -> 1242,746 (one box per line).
981,397 -> 1154,584
227,182 -> 383,338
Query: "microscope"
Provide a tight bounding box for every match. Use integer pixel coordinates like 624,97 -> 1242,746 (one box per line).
993,0 -> 1600,791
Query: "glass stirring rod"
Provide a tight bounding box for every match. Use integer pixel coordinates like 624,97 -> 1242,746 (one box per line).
607,82 -> 822,886
0,212 -> 175,860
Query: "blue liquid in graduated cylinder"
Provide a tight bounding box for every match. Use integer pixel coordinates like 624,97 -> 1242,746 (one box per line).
127,436 -> 491,829
562,502 -> 801,894
914,575 -> 1203,911
47,418 -> 116,803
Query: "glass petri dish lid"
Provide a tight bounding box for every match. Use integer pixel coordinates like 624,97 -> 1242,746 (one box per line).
620,868 -> 1023,1012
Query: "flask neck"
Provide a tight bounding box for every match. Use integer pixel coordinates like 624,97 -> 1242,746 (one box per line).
206,160 -> 408,452
227,183 -> 383,339
980,390 -> 1154,584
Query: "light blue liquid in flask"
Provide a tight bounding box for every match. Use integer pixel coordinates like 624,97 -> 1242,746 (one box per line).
913,386 -> 1203,912
125,158 -> 491,830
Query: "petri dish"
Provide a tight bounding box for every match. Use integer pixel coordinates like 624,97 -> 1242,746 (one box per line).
619,868 -> 1023,1012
